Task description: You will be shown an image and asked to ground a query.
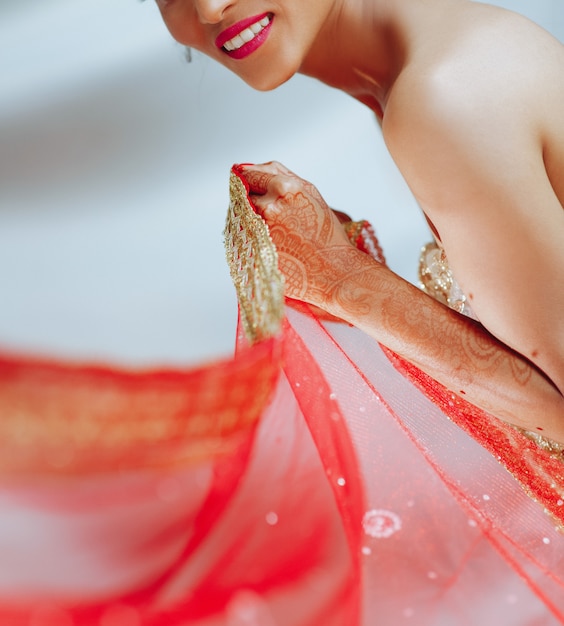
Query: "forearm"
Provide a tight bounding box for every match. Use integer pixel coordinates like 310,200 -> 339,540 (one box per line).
239,162 -> 564,438
308,246 -> 564,441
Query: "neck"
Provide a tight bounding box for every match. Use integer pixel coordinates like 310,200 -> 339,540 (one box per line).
298,0 -> 407,115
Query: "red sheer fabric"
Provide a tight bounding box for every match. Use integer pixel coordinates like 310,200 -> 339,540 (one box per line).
0,332 -> 357,626
285,307 -> 564,625
0,168 -> 563,625
1,310 -> 563,625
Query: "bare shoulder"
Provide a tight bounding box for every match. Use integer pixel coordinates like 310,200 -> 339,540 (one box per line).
383,3 -> 564,197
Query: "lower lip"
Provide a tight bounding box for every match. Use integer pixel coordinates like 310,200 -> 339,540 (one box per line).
222,18 -> 273,60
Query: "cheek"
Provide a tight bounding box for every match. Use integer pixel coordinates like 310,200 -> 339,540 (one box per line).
157,5 -> 202,48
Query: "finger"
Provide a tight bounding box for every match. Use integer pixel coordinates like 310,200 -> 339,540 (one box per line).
332,209 -> 353,224
261,160 -> 295,176
238,161 -> 296,193
248,195 -> 274,220
241,168 -> 277,195
250,160 -> 294,175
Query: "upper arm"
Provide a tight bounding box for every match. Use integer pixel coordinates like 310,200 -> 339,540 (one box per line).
383,65 -> 564,394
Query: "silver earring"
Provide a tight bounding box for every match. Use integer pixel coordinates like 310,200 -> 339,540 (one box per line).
185,47 -> 193,63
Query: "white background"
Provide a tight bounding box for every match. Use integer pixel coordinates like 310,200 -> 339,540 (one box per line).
0,1 -> 562,366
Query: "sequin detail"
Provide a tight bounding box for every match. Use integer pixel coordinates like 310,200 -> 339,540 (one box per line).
383,346 -> 564,533
512,426 -> 564,462
362,509 -> 402,539
418,242 -> 477,320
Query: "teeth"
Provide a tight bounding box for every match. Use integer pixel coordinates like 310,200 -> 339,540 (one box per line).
223,16 -> 270,52
240,28 -> 255,43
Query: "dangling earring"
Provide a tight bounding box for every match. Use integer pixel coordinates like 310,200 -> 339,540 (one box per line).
185,47 -> 193,63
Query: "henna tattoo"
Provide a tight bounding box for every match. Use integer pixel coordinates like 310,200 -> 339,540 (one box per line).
261,188 -> 356,305
273,191 -> 337,245
251,171 -> 276,192
286,243 -> 537,403
277,255 -> 308,300
378,277 -> 534,392
241,163 -> 564,436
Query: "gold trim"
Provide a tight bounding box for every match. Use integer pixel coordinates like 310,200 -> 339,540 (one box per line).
224,171 -> 285,344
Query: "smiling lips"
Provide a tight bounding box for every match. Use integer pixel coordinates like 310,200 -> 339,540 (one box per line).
215,13 -> 273,60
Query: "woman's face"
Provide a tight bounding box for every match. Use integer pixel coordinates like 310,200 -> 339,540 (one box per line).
155,0 -> 335,91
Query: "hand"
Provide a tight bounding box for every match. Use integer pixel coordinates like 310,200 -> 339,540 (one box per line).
240,162 -> 357,308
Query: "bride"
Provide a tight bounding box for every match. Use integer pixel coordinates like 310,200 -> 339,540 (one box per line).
155,0 -> 564,441
0,2 -> 561,625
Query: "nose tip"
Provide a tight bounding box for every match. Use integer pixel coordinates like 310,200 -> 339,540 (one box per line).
194,0 -> 232,24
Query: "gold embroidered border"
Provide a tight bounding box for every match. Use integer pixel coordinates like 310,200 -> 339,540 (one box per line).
224,172 -> 285,344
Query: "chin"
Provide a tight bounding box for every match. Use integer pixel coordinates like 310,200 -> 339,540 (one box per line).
245,72 -> 295,92
239,60 -> 300,92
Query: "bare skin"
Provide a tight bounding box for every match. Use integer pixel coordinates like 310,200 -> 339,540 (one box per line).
155,0 -> 564,440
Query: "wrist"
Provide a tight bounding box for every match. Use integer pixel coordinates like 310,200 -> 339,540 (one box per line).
305,246 -> 379,316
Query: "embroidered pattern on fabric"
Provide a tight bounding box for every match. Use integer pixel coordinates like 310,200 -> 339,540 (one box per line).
343,220 -> 386,265
224,170 -> 285,344
512,426 -> 564,462
0,336 -> 281,475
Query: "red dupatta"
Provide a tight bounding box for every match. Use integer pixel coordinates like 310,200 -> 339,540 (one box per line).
0,166 -> 561,625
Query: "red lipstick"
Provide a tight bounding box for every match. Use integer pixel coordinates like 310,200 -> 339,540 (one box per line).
215,13 -> 273,60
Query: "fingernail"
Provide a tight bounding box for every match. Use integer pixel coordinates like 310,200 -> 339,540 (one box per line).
233,162 -> 253,171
